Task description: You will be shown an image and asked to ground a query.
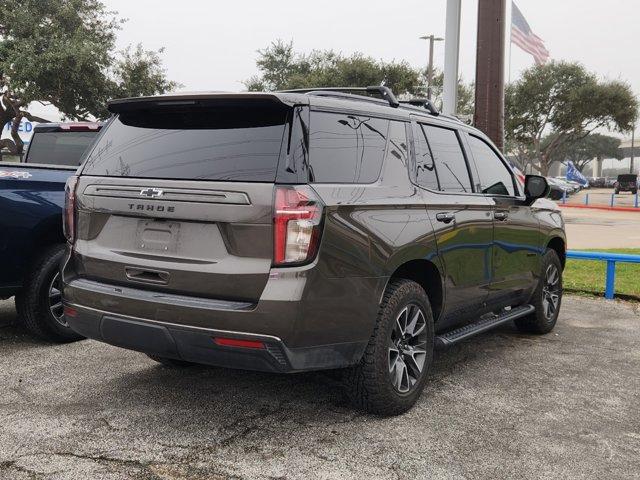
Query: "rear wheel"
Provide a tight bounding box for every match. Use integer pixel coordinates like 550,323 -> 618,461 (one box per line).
344,279 -> 434,416
515,249 -> 563,334
15,245 -> 83,343
146,354 -> 195,368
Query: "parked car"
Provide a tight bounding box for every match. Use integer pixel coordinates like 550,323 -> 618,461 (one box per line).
604,177 -> 617,188
614,174 -> 638,194
555,178 -> 579,194
0,122 -> 102,341
546,177 -> 571,200
61,88 -> 566,415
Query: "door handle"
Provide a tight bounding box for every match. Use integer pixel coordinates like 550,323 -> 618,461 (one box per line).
494,211 -> 509,221
436,212 -> 455,224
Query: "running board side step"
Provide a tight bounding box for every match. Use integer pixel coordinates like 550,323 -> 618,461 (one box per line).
435,304 -> 535,349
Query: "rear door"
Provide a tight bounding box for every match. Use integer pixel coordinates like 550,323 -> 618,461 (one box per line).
71,98 -> 292,303
412,121 -> 494,328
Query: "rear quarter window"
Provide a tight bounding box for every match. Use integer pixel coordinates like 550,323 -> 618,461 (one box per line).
308,111 -> 388,183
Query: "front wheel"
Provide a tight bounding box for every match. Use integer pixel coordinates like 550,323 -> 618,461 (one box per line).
343,279 -> 434,416
15,244 -> 84,343
515,249 -> 563,334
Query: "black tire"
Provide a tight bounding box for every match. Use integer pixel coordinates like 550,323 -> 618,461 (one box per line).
515,249 -> 563,335
344,279 -> 434,416
15,244 -> 83,343
146,354 -> 195,368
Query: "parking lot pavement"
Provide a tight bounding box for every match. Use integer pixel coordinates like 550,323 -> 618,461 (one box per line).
563,207 -> 640,249
1,296 -> 639,480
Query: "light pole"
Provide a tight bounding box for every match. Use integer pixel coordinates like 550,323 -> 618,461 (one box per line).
419,35 -> 444,100
443,0 -> 461,115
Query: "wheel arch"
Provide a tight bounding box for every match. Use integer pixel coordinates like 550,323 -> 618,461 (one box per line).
546,236 -> 566,269
385,258 -> 444,323
24,214 -> 66,271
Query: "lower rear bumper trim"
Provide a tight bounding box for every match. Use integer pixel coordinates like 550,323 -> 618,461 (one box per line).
65,302 -> 366,373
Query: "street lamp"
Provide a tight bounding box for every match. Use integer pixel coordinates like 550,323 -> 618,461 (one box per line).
419,34 -> 444,100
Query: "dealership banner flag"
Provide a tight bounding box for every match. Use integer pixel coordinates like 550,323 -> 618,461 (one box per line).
511,2 -> 550,65
566,161 -> 588,186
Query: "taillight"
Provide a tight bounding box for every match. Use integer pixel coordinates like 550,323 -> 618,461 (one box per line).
63,175 -> 79,244
273,185 -> 324,266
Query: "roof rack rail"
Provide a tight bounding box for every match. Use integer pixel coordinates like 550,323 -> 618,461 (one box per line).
279,86 -> 400,108
398,98 -> 440,116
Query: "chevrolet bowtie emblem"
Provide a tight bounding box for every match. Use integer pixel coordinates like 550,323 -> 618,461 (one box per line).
139,188 -> 164,198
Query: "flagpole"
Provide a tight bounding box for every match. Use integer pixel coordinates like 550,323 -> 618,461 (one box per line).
507,1 -> 512,84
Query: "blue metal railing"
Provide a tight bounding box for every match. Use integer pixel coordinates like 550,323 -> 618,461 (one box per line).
566,250 -> 640,299
562,191 -> 640,208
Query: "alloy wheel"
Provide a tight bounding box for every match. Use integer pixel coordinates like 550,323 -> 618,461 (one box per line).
541,264 -> 561,321
388,303 -> 428,393
48,273 -> 66,327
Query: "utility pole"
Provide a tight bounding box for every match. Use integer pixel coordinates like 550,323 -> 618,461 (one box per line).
443,0 -> 461,115
419,35 -> 443,100
474,0 -> 507,151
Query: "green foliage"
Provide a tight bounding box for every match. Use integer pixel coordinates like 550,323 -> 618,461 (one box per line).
112,44 -> 181,102
245,39 -> 474,116
0,0 -> 178,155
505,61 -> 638,175
544,133 -> 622,172
427,70 -> 475,119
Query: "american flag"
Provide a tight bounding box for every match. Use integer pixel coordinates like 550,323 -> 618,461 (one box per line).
511,2 -> 550,65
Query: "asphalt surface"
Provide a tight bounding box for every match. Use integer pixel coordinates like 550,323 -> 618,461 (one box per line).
563,207 -> 640,249
1,296 -> 639,480
566,188 -> 637,208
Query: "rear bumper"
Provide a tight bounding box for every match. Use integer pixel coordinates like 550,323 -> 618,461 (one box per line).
65,302 -> 367,373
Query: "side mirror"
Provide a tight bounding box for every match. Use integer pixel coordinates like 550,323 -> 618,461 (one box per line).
524,175 -> 549,203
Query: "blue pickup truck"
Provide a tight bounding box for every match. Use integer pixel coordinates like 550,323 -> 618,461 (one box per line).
0,122 -> 102,341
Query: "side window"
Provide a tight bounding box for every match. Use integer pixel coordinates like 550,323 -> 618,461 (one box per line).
413,123 -> 439,190
422,125 -> 472,193
467,135 -> 515,196
309,112 -> 388,183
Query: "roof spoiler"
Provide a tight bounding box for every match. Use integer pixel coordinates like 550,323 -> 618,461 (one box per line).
107,92 -> 294,114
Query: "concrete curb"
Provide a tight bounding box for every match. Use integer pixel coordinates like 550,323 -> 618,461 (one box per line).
559,204 -> 640,213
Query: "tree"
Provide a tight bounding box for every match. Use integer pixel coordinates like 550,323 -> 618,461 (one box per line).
505,61 -> 638,175
0,0 -> 179,158
245,40 -> 474,115
544,133 -> 622,173
427,70 -> 474,119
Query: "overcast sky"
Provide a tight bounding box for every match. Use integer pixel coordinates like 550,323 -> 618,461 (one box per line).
28,0 -> 640,139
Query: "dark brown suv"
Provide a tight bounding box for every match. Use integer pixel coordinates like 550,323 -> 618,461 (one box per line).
61,87 -> 566,415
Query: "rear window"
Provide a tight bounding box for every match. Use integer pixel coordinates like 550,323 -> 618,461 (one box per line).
618,175 -> 637,182
81,105 -> 288,182
25,132 -> 98,166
